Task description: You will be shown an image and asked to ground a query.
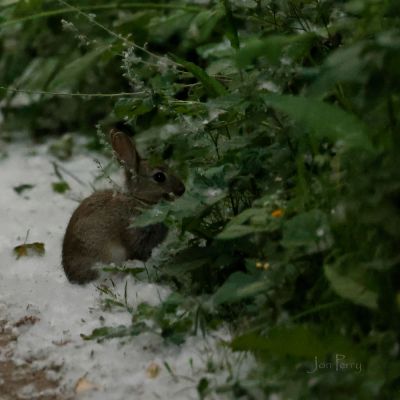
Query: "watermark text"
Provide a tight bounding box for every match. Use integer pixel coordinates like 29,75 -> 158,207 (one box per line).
307,354 -> 362,374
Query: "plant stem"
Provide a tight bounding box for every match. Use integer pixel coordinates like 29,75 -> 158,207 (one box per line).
0,2 -> 202,27
0,86 -> 145,98
292,300 -> 344,321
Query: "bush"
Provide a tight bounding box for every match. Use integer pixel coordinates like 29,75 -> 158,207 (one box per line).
1,0 -> 399,398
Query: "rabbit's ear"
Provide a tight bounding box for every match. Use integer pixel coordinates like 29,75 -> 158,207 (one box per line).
110,129 -> 140,172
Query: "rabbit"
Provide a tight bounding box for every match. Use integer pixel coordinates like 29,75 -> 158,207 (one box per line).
62,129 -> 185,284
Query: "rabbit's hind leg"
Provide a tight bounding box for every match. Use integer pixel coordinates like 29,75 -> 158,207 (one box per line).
63,256 -> 99,284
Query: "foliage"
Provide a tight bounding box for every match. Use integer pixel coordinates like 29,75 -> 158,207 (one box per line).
89,288 -> 216,345
1,0 -> 400,398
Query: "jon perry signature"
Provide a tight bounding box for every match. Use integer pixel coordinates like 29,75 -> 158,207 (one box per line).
307,354 -> 362,374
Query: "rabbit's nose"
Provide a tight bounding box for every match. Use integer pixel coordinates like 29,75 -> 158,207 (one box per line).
175,183 -> 185,197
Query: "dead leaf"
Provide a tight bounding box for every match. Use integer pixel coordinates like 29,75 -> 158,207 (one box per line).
14,315 -> 40,327
52,339 -> 71,347
75,376 -> 101,393
14,242 -> 45,259
146,362 -> 161,378
271,208 -> 284,218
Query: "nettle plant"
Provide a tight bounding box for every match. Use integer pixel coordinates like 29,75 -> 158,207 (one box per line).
105,1 -> 400,397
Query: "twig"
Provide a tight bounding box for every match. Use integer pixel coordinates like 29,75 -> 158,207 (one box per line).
57,0 -> 178,66
0,86 -> 145,98
24,229 -> 30,244
51,161 -> 87,187
0,2 -> 202,27
52,161 -> 64,181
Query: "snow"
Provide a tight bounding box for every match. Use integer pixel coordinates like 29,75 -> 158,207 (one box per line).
0,140 -> 252,399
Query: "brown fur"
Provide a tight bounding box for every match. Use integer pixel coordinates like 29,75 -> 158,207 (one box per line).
62,131 -> 184,284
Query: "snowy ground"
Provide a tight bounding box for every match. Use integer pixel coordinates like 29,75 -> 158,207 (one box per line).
0,139 -> 252,400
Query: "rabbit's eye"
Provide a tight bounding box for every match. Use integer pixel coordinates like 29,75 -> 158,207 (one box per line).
153,171 -> 166,183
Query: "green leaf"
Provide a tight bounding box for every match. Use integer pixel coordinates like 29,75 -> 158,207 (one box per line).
165,257 -> 210,274
237,37 -> 287,67
48,46 -> 107,91
236,34 -> 317,68
197,377 -> 209,398
171,55 -> 227,97
130,202 -> 170,228
223,0 -> 240,50
81,323 -> 147,341
190,8 -> 224,43
16,57 -> 60,91
12,0 -> 43,16
14,183 -> 34,194
132,188 -> 227,228
148,10 -> 195,41
231,325 -> 361,359
324,265 -> 378,310
114,97 -> 154,119
213,272 -> 263,305
163,246 -> 216,277
217,206 -> 282,240
308,43 -> 368,97
263,94 -> 373,151
217,224 -> 257,240
162,292 -> 186,308
51,181 -> 70,193
282,209 -> 332,253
